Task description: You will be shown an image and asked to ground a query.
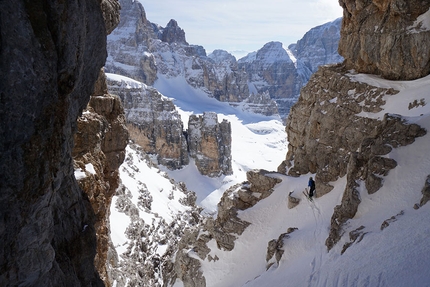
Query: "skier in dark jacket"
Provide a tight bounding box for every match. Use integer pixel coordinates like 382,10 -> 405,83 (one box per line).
308,177 -> 315,199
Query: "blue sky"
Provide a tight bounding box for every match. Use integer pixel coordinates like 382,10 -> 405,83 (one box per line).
137,0 -> 343,58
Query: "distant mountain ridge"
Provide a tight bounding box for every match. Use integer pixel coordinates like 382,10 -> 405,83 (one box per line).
106,0 -> 343,119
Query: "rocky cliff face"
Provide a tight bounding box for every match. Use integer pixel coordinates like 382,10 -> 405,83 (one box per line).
73,69 -> 128,286
280,63 -> 426,248
188,112 -> 233,177
280,0 -> 429,251
289,18 -> 343,74
107,76 -> 232,177
107,77 -> 189,170
161,19 -> 188,45
339,0 -> 430,80
238,41 -> 309,117
0,0 -> 119,285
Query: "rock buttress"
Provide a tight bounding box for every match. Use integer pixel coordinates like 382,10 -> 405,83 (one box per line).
0,0 -> 117,285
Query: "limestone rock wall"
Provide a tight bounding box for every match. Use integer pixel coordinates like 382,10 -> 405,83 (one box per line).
280,64 -> 426,195
281,0 -> 430,250
290,18 -> 343,74
107,78 -> 190,170
238,41 -> 308,117
73,69 -> 128,286
280,63 -> 426,250
107,78 -> 233,176
188,112 -> 233,177
0,0 -> 116,285
339,0 -> 430,80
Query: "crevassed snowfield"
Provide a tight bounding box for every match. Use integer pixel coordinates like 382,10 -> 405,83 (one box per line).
109,72 -> 430,287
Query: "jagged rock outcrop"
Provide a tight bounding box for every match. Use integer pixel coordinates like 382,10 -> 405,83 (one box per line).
107,144 -> 203,287
188,112 -> 232,177
288,191 -> 301,209
174,169 -> 281,286
101,0 -> 121,34
107,77 -> 233,176
340,225 -> 367,255
281,63 -> 426,250
107,76 -> 189,169
210,169 -> 281,251
282,1 -> 430,251
161,19 -> 188,45
106,0 -> 346,119
280,65 -> 386,188
73,69 -> 128,286
174,170 -> 282,287
339,0 -> 430,80
380,211 -> 404,231
266,227 -> 298,269
0,0 -> 116,285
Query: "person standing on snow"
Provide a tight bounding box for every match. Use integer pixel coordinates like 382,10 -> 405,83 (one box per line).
308,177 -> 316,199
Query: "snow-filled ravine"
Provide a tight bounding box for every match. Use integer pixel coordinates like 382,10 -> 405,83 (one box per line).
108,72 -> 430,287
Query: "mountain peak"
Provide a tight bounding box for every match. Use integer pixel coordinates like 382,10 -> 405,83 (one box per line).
208,49 -> 237,63
161,19 -> 188,45
255,41 -> 293,64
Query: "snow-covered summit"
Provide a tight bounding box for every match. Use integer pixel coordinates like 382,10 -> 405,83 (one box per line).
106,0 -> 343,119
250,41 -> 294,66
208,49 -> 237,63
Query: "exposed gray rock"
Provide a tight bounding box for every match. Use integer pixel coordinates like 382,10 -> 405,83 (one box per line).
188,112 -> 232,177
174,228 -> 206,287
380,211 -> 404,231
324,112 -> 426,251
281,64 -> 426,198
266,228 -> 298,269
108,144 -> 204,287
108,78 -> 189,170
105,0 -> 159,84
283,63 -> 426,252
161,19 -> 188,45
325,153 -> 363,251
107,0 -> 345,119
101,0 -> 121,34
341,225 -> 367,255
339,0 -> 430,80
247,169 -> 283,194
73,69 -> 128,286
238,41 -> 307,117
0,0 -> 113,285
288,191 -> 301,209
289,18 -> 343,74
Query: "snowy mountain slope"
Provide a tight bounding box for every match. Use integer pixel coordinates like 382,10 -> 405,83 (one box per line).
106,73 -> 287,208
106,73 -> 288,285
108,70 -> 430,287
172,73 -> 430,287
109,143 -> 203,286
